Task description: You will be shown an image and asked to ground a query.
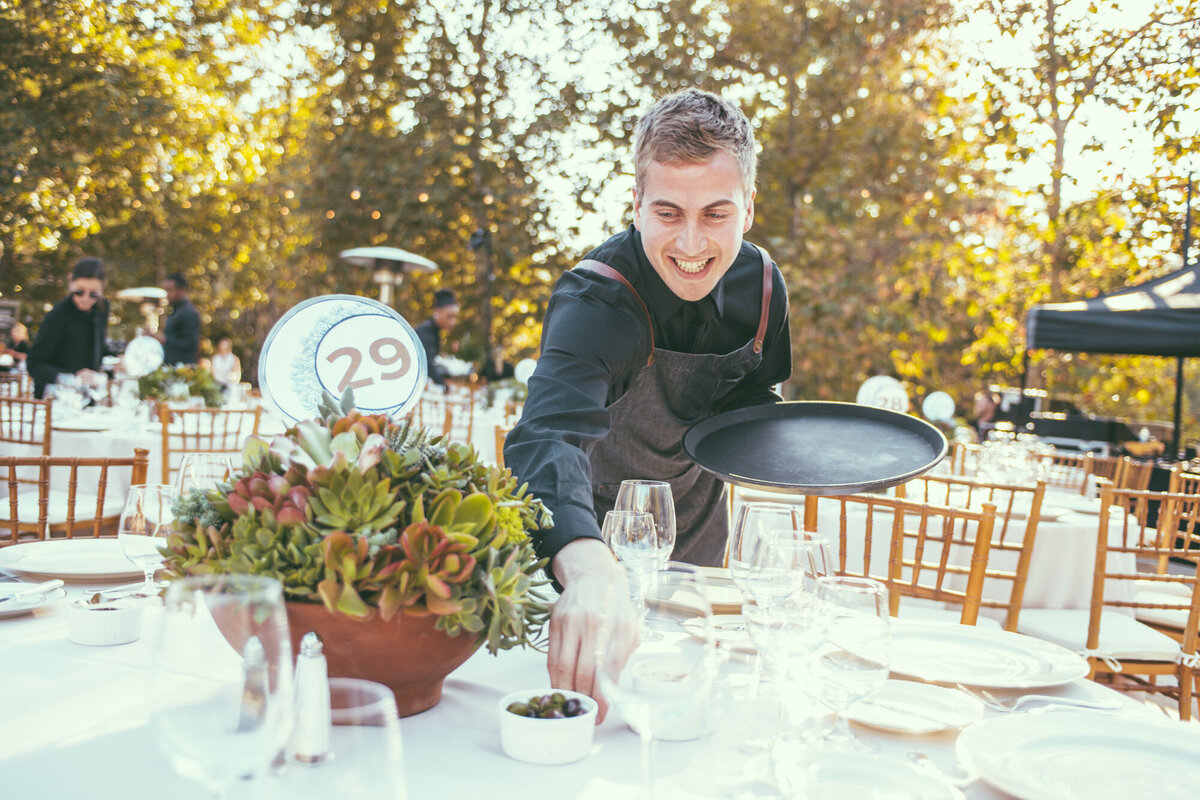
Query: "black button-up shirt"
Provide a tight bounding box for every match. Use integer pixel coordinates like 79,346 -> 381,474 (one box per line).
505,226 -> 792,572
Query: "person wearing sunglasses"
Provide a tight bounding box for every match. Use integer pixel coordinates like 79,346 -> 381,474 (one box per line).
26,257 -> 112,399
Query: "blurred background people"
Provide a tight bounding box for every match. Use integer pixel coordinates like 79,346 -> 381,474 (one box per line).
158,272 -> 201,365
26,257 -> 111,398
1,322 -> 30,369
415,288 -> 459,390
210,336 -> 242,388
480,344 -> 515,382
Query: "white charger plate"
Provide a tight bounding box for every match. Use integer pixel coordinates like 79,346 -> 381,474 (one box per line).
802,752 -> 963,800
957,711 -> 1200,800
887,621 -> 1089,689
0,539 -> 147,582
845,679 -> 983,734
0,584 -> 68,618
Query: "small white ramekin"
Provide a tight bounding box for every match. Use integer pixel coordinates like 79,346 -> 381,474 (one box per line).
498,688 -> 598,765
67,601 -> 145,646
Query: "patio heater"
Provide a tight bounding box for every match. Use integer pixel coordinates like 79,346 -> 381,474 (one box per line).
339,246 -> 438,306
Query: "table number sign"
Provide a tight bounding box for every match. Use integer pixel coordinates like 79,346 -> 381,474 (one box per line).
258,295 -> 427,423
855,375 -> 909,413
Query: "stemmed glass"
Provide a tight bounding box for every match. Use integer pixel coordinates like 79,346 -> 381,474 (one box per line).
614,480 -> 676,568
727,501 -> 806,599
595,563 -> 719,799
810,576 -> 890,752
177,452 -> 238,496
117,484 -> 179,595
149,575 -> 294,799
602,510 -> 659,624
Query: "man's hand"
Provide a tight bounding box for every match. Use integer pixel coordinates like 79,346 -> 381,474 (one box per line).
547,537 -> 624,722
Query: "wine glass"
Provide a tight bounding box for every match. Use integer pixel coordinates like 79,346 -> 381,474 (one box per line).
117,484 -> 179,594
615,480 -> 676,568
177,452 -> 238,496
595,563 -> 719,799
602,510 -> 659,624
727,501 -> 806,598
810,576 -> 890,752
149,575 -> 294,799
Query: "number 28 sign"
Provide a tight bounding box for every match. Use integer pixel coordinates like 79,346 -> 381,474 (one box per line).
259,295 -> 427,423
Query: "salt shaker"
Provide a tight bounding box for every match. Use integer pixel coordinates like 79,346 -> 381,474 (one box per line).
292,631 -> 332,764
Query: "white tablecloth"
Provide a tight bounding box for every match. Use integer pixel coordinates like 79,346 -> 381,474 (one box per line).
0,579 -> 1160,800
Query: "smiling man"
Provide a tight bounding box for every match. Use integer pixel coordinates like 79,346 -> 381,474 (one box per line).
504,89 -> 791,712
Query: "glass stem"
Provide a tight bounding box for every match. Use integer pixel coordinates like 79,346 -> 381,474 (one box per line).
143,566 -> 157,593
639,730 -> 655,800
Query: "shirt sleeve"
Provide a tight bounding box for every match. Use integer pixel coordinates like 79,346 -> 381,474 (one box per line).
26,306 -> 66,387
503,271 -> 648,581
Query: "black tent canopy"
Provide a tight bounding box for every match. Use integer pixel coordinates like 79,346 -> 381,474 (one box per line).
1023,261 -> 1200,455
1027,262 -> 1200,357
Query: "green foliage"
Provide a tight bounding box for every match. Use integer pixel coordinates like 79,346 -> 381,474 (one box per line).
137,364 -> 224,407
163,392 -> 553,655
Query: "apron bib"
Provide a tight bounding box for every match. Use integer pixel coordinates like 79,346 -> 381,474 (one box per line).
579,248 -> 774,566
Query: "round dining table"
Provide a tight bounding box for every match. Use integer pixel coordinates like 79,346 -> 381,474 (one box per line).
0,566 -> 1175,800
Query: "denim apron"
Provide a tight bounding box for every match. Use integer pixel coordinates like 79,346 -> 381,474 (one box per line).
578,247 -> 774,566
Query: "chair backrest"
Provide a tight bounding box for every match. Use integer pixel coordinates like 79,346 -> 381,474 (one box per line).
1168,468 -> 1200,496
494,424 -> 512,468
159,404 -> 262,483
2,448 -> 150,543
0,396 -> 51,459
0,372 -> 33,398
804,494 -> 998,626
414,388 -> 475,446
1035,449 -> 1093,494
1088,454 -> 1153,491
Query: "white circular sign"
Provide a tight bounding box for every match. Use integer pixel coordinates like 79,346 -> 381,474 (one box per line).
123,335 -> 164,378
259,295 -> 427,423
514,358 -> 537,385
856,375 -> 909,413
921,391 -> 956,423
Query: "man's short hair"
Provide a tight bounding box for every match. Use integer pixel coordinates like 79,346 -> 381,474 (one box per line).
70,257 -> 106,282
165,272 -> 189,290
634,88 -> 757,197
433,289 -> 457,309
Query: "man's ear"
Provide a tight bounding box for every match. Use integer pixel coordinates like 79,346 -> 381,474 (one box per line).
632,186 -> 642,230
742,188 -> 756,233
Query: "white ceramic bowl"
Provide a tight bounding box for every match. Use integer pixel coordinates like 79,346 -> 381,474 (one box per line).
67,601 -> 144,646
498,688 -> 598,765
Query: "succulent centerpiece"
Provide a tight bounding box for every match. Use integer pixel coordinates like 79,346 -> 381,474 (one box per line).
162,391 -> 552,714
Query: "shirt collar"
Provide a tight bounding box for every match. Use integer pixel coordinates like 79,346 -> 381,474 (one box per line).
627,226 -> 723,320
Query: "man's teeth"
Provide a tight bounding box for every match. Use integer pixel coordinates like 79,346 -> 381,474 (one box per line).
674,257 -> 707,273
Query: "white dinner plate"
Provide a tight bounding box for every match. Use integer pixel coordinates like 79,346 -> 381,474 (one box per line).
802,752 -> 963,800
957,711 -> 1200,800
845,679 -> 983,734
51,410 -> 132,432
0,539 -> 147,582
887,621 -> 1089,688
0,583 -> 68,618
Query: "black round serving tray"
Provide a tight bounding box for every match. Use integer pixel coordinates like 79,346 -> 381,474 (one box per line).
683,401 -> 947,495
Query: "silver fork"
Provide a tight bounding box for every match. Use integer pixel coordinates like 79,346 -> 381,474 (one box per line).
956,684 -> 1119,713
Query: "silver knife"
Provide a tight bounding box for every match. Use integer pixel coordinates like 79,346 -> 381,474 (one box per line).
0,579 -> 65,604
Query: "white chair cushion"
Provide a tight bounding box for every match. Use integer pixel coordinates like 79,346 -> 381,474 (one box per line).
9,490 -> 122,526
1134,579 -> 1192,599
1017,608 -> 1181,661
1133,590 -> 1194,631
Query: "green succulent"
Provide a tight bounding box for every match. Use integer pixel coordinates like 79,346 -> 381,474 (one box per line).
162,388 -> 553,655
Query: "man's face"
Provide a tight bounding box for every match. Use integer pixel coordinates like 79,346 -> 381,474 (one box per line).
632,151 -> 755,303
434,305 -> 460,331
69,278 -> 104,313
163,279 -> 180,302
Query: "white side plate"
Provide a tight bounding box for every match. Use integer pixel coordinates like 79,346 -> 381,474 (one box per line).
0,539 -> 147,582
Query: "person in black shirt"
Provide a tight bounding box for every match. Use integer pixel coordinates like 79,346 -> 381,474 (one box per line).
479,345 -> 516,382
159,273 -> 201,365
27,257 -> 111,398
504,89 -> 791,715
414,289 -> 460,389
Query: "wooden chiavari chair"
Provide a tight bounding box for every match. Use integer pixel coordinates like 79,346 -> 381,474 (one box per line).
1016,487 -> 1200,720
0,396 -> 51,458
158,404 -> 262,483
1034,449 -> 1093,494
0,372 -> 33,398
802,494 -> 999,627
1168,468 -> 1200,496
2,448 -> 149,544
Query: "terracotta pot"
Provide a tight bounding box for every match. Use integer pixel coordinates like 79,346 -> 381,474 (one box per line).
285,601 -> 481,717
